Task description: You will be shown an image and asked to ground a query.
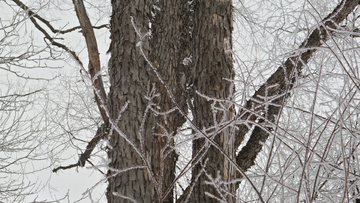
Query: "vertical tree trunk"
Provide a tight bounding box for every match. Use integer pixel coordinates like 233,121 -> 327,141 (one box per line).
148,0 -> 190,202
106,1 -> 155,202
107,0 -> 190,202
188,0 -> 236,202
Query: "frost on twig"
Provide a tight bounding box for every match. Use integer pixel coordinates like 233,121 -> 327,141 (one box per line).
52,123 -> 109,173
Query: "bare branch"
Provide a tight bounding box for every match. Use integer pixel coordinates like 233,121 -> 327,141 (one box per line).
235,0 -> 360,174
11,0 -> 109,34
72,0 -> 108,124
10,0 -> 86,70
59,24 -> 109,34
52,124 -> 108,173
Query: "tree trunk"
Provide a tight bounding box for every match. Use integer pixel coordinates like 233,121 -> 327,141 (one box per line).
147,0 -> 190,202
106,1 -> 155,202
188,0 -> 236,202
107,0 -> 190,202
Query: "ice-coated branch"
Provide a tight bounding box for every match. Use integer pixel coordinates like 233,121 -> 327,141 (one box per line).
52,123 -> 108,172
235,0 -> 360,181
11,0 -> 108,34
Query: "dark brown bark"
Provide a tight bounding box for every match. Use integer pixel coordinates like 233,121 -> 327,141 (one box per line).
107,0 -> 190,202
149,0 -> 188,143
146,1 -> 190,202
106,0 -> 154,202
185,0 -> 237,202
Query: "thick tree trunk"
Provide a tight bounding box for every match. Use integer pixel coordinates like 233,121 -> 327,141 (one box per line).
187,0 -> 236,202
107,0 -> 190,202
106,1 -> 155,202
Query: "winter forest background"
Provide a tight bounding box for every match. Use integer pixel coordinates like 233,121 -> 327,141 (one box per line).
1,0 -> 360,202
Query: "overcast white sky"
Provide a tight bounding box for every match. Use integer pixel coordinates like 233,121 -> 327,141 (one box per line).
0,0 -> 111,202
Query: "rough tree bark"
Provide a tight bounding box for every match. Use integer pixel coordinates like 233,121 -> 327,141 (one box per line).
107,0 -> 189,202
146,0 -> 190,202
106,0 -> 155,202
186,0 -> 237,202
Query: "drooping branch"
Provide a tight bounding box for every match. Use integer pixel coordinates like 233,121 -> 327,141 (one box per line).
11,0 -> 65,34
235,0 -> 360,173
52,124 -> 108,173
